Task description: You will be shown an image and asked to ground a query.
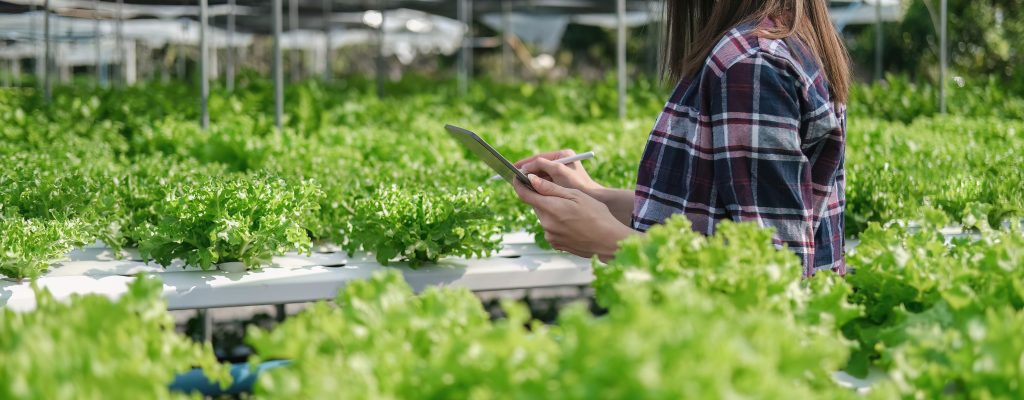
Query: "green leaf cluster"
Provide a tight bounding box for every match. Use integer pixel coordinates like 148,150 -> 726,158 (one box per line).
342,185 -> 503,266
0,276 -> 228,399
842,211 -> 1024,388
247,268 -> 857,399
0,217 -> 87,280
136,173 -> 321,270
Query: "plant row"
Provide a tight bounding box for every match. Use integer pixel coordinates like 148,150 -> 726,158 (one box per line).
6,213 -> 1023,398
1,77 -> 1022,278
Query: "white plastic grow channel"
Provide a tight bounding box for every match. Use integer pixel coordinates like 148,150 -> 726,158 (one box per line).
0,232 -> 594,312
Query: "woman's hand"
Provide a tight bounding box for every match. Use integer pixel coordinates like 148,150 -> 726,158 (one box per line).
513,174 -> 635,262
514,150 -> 602,195
515,149 -> 636,226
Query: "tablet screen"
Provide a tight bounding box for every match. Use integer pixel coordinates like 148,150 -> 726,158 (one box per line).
445,124 -> 535,191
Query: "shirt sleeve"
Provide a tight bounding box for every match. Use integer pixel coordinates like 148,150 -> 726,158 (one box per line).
705,51 -> 825,275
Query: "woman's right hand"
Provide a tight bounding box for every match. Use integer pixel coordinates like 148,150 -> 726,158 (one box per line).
514,150 -> 603,196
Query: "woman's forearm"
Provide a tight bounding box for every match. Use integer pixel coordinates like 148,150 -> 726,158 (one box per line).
586,188 -> 635,226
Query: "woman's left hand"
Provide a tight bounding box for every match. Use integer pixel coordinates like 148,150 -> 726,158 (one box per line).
513,174 -> 635,262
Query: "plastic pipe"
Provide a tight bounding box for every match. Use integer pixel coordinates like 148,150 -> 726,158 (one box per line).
168,360 -> 291,396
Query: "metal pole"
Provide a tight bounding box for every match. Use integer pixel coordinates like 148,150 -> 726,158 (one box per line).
94,0 -> 103,87
273,0 -> 284,130
227,0 -> 236,91
177,21 -> 186,80
501,0 -> 511,78
376,2 -> 386,97
939,0 -> 947,114
31,3 -> 40,90
43,0 -> 51,103
116,0 -> 124,87
200,0 -> 209,129
288,0 -> 299,81
616,0 -> 626,120
323,0 -> 332,82
874,0 -> 883,81
457,0 -> 471,95
275,304 -> 287,322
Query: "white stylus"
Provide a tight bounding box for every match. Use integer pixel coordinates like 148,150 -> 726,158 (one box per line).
489,151 -> 596,181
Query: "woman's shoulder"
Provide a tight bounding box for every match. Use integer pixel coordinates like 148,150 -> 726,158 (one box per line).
704,18 -> 806,77
700,18 -> 837,106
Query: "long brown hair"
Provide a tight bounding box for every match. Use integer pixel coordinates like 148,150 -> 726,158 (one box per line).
663,0 -> 850,103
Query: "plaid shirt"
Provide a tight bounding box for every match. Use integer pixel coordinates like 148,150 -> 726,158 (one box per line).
632,18 -> 846,276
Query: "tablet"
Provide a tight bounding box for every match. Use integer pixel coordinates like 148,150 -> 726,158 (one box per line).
444,124 -> 536,191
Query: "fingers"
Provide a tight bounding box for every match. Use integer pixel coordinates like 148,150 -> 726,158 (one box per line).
528,174 -> 579,200
513,149 -> 576,168
512,177 -> 544,207
521,157 -> 569,178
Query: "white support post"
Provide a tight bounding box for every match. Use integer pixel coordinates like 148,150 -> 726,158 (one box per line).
616,0 -> 627,120
200,0 -> 210,130
289,0 -> 299,81
323,0 -> 332,82
116,0 -> 124,87
227,0 -> 236,91
43,0 -> 51,104
874,0 -> 883,81
273,0 -> 284,130
939,0 -> 947,114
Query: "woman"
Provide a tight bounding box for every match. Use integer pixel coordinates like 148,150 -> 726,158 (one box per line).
513,0 -> 849,277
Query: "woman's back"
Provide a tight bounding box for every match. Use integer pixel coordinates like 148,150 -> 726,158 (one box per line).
632,17 -> 847,276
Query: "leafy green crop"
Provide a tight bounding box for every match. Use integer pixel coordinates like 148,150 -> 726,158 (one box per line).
3,75 -> 1019,270
0,217 -> 87,280
876,305 -> 1024,399
846,116 -> 1024,235
342,185 -> 503,266
248,270 -> 857,399
843,208 -> 1024,378
136,174 -> 321,270
0,276 -> 228,399
595,216 -> 862,335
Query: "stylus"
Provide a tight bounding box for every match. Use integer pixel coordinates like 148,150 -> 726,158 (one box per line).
489,151 -> 596,181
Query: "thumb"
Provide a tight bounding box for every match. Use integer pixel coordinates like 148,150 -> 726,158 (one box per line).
528,174 -> 577,200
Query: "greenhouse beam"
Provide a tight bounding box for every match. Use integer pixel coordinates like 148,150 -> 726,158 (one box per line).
939,0 -> 947,114
227,0 -> 236,91
44,0 -> 51,104
200,0 -> 210,130
273,0 -> 284,130
323,0 -> 332,82
616,0 -> 626,120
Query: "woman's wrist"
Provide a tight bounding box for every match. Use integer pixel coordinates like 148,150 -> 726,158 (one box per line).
596,221 -> 637,262
586,187 -> 635,226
